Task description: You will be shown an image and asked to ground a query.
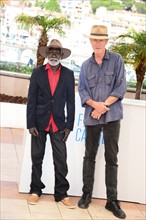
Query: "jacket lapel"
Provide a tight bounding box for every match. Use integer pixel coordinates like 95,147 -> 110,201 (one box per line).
53,66 -> 64,97
41,66 -> 52,96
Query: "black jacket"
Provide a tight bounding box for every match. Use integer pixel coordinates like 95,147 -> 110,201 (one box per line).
27,64 -> 75,131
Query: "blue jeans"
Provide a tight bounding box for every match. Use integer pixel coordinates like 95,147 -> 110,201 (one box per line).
30,129 -> 69,201
82,120 -> 120,201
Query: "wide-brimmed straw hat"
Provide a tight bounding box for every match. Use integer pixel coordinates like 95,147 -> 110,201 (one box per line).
39,39 -> 71,59
85,25 -> 109,40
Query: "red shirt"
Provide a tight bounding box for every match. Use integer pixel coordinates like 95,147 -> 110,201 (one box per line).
45,63 -> 61,132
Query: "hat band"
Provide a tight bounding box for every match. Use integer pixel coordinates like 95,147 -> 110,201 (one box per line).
90,33 -> 108,36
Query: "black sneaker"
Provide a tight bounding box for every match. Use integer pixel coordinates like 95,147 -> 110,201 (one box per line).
78,193 -> 92,209
105,200 -> 126,219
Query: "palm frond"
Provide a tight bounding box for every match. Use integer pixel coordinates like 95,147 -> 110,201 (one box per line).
110,29 -> 146,67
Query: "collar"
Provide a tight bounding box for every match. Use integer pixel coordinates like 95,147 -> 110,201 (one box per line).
45,63 -> 61,71
90,49 -> 110,64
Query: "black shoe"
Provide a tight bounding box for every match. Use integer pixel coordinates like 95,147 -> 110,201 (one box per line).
105,200 -> 126,219
78,193 -> 92,209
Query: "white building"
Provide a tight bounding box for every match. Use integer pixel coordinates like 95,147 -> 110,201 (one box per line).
60,0 -> 92,21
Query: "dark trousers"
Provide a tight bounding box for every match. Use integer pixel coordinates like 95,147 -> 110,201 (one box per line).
83,120 -> 120,201
30,129 -> 69,202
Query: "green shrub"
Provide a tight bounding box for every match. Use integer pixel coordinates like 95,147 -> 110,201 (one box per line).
127,80 -> 146,89
0,61 -> 33,75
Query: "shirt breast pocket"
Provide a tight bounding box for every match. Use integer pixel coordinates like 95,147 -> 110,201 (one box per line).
104,72 -> 114,85
87,75 -> 97,88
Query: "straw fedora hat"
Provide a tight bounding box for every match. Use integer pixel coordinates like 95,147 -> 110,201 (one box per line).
39,39 -> 71,59
85,25 -> 109,40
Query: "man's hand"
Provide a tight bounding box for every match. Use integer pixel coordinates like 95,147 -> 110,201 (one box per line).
29,127 -> 39,136
61,128 -> 71,142
92,101 -> 110,114
86,100 -> 110,114
91,109 -> 102,120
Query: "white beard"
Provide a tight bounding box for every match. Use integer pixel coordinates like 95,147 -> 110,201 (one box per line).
47,58 -> 61,66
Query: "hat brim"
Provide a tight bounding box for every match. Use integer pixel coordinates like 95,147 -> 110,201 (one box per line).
84,34 -> 109,40
39,46 -> 71,59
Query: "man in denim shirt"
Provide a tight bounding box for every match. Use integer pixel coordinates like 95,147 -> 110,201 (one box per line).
78,25 -> 126,219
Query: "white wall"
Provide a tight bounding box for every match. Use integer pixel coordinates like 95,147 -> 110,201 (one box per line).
0,103 -> 26,128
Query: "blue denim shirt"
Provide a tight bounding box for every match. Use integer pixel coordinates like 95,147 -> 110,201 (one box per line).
78,50 -> 127,125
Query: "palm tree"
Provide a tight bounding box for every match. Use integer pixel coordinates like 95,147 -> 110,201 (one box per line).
0,0 -> 11,6
16,13 -> 71,66
0,0 -> 5,6
110,29 -> 146,99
